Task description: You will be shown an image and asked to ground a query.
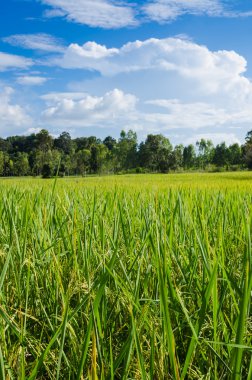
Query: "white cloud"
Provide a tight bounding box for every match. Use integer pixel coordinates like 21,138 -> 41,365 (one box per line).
142,0 -> 223,22
0,87 -> 32,132
145,99 -> 234,129
56,37 -> 252,100
24,127 -> 43,135
39,0 -> 252,28
41,0 -> 136,28
2,34 -> 251,144
40,87 -> 252,139
41,92 -> 90,102
43,8 -> 66,18
56,37 -> 245,77
68,41 -> 118,59
16,76 -> 48,86
42,89 -> 138,128
43,36 -> 252,141
142,0 -> 252,23
139,100 -> 252,137
3,33 -> 64,53
0,52 -> 33,71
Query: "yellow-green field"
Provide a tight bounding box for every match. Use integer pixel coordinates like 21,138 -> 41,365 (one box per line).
2,171 -> 252,191
0,173 -> 252,379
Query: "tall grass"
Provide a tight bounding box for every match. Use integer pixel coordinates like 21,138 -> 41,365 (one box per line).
0,173 -> 251,379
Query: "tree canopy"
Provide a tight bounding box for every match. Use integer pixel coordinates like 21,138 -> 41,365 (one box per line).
0,129 -> 248,177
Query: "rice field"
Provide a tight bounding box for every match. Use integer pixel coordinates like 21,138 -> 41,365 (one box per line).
0,172 -> 252,379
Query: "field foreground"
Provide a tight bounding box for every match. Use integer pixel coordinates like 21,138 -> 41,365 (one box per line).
0,172 -> 252,379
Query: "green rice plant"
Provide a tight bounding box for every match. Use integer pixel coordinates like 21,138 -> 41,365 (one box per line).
0,172 -> 251,378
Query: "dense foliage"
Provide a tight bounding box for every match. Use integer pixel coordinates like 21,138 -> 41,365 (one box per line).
0,174 -> 251,378
0,129 -> 252,176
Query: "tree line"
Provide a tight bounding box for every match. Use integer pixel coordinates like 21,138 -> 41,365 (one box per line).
0,129 -> 252,177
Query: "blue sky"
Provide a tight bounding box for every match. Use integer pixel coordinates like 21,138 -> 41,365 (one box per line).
1,0 -> 252,145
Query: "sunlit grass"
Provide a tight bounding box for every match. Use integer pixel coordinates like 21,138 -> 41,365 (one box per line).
0,172 -> 251,379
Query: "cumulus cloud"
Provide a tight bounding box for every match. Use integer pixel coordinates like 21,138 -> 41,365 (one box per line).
3,33 -> 64,53
41,89 -> 138,128
55,37 -> 252,100
41,0 -> 136,28
56,38 -> 245,77
40,36 -> 252,141
0,87 -> 32,132
2,34 -> 251,143
39,87 -> 252,139
0,52 -> 33,71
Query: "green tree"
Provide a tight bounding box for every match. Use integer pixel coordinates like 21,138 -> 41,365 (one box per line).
36,129 -> 53,152
169,144 -> 184,171
32,148 -> 61,176
245,130 -> 252,143
74,136 -> 99,152
61,153 -> 75,176
139,134 -> 172,172
54,132 -> 74,155
75,149 -> 91,176
41,164 -> 52,178
3,154 -> 14,176
0,151 -> 4,176
183,144 -> 196,169
13,152 -> 30,176
0,138 -> 12,152
228,143 -> 242,166
115,130 -> 138,171
196,139 -> 214,169
103,136 -> 117,151
213,142 -> 229,167
90,144 -> 108,174
243,131 -> 252,168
